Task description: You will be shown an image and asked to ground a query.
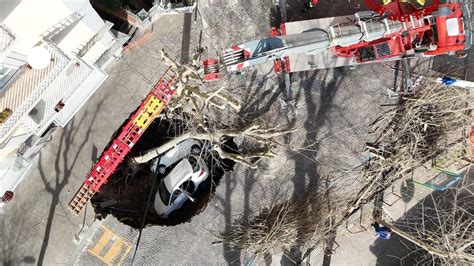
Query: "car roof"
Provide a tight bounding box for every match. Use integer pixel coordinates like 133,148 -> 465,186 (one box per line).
164,158 -> 193,191
158,139 -> 201,167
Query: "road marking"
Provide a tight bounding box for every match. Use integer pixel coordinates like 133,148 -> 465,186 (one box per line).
88,226 -> 132,265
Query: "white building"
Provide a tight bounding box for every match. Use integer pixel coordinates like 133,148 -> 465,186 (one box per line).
0,0 -> 127,195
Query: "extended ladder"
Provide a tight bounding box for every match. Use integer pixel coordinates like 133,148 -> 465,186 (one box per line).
68,66 -> 178,214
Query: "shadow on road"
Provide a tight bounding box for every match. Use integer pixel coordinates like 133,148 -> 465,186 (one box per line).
431,46 -> 473,81
213,170 -> 241,265
36,97 -> 105,265
0,202 -> 38,265
180,13 -> 192,63
236,69 -> 282,124
282,68 -> 346,263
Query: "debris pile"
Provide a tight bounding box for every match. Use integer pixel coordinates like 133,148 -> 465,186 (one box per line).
350,80 -> 472,213
219,189 -> 334,257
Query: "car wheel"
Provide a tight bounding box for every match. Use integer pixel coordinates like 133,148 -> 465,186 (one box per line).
190,144 -> 202,155
157,164 -> 167,175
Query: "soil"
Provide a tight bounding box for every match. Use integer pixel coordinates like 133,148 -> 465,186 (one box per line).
167,0 -> 195,6
91,115 -> 237,228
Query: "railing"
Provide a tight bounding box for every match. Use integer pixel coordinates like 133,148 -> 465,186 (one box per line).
76,21 -> 114,57
95,31 -> 129,68
40,12 -> 82,40
125,9 -> 148,28
148,4 -> 159,18
0,24 -> 15,52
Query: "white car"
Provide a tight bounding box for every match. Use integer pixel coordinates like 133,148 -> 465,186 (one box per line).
154,155 -> 209,218
150,139 -> 202,175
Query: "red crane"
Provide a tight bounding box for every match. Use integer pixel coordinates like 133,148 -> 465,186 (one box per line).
223,1 -> 471,73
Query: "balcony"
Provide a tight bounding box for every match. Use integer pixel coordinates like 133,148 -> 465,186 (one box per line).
24,57 -> 94,135
0,41 -> 69,140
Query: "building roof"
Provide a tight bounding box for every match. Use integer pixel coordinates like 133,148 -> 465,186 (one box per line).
0,41 -> 68,141
1,0 -> 105,58
55,3 -> 105,57
82,30 -> 115,65
23,56 -> 94,135
0,0 -> 113,141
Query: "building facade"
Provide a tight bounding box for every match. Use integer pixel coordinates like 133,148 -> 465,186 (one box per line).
0,0 -> 127,196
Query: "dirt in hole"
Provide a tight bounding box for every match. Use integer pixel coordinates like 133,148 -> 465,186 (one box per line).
166,0 -> 195,6
91,118 -> 236,228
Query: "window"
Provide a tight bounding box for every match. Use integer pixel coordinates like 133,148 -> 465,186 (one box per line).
0,66 -> 11,78
169,190 -> 182,205
159,181 -> 171,206
188,156 -> 200,172
446,18 -> 460,37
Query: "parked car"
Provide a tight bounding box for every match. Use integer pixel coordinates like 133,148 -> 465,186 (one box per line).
150,139 -> 202,175
154,154 -> 209,218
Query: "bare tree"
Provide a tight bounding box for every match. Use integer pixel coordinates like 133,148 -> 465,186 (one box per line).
132,124 -> 295,168
380,172 -> 473,264
347,80 -> 471,216
343,80 -> 473,263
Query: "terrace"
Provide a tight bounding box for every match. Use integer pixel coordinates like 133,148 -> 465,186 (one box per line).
0,41 -> 69,140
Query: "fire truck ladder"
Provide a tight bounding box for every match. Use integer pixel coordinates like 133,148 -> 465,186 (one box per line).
223,12 -> 406,72
68,66 -> 178,214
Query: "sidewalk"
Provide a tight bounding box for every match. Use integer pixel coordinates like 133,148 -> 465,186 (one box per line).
0,13 -> 186,266
0,153 -> 32,209
311,162 -> 470,265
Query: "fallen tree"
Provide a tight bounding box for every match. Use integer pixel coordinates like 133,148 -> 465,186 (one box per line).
216,186 -> 337,257
129,49 -> 296,169
131,125 -> 296,168
347,79 -> 472,215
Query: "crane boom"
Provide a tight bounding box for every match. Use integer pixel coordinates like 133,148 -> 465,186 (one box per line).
223,2 -> 471,73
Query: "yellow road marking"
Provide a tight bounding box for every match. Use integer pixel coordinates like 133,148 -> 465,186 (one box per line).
88,228 -> 112,255
88,226 -> 132,265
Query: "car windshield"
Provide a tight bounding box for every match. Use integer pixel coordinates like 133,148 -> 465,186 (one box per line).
158,181 -> 171,205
